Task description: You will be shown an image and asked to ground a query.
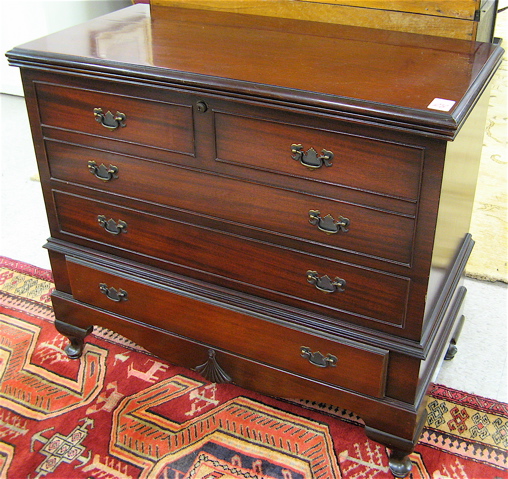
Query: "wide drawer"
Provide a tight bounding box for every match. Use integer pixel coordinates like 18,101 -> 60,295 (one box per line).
65,259 -> 389,398
214,112 -> 424,201
46,140 -> 415,265
53,190 -> 411,329
35,81 -> 194,155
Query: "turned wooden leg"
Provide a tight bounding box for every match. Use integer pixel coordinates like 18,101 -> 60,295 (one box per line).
365,408 -> 427,478
445,314 -> 465,360
54,319 -> 93,359
388,449 -> 413,477
365,426 -> 415,478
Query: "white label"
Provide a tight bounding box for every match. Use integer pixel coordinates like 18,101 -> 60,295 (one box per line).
427,98 -> 456,112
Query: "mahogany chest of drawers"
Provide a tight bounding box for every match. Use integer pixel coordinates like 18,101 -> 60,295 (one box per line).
7,5 -> 503,476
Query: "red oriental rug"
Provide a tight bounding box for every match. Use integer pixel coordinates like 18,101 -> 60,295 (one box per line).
1,256 -> 507,479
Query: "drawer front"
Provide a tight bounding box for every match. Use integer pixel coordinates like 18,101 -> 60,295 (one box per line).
53,191 -> 410,328
52,292 -> 389,410
46,140 -> 415,265
35,82 -> 194,154
215,112 -> 424,201
65,260 -> 389,398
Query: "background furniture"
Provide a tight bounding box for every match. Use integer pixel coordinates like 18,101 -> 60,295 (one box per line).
152,0 -> 499,41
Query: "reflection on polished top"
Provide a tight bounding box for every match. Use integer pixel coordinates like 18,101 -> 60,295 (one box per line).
7,4 -> 503,136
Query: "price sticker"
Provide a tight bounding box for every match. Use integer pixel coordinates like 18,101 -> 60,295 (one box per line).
427,98 -> 456,112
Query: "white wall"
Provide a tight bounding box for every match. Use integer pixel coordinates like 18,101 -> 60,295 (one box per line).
1,0 -> 132,96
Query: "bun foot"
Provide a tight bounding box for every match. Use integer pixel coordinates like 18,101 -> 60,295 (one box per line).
444,342 -> 458,360
389,449 -> 413,478
445,314 -> 465,360
55,320 -> 93,359
64,338 -> 85,360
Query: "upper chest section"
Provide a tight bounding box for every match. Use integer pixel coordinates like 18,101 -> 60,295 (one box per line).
6,4 -> 503,140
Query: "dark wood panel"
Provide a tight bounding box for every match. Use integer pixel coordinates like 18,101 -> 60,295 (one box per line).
35,81 -> 195,155
66,259 -> 389,398
53,190 -> 411,329
45,140 -> 415,265
215,112 -> 424,201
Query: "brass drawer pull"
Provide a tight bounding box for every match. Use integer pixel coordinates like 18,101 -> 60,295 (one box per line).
93,108 -> 126,131
301,346 -> 338,368
99,283 -> 128,302
97,215 -> 127,235
306,270 -> 346,293
309,210 -> 349,234
87,161 -> 119,181
291,144 -> 333,170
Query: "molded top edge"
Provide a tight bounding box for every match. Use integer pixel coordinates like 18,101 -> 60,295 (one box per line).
6,4 -> 504,138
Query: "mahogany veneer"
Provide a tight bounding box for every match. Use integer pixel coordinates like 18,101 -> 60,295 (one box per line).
7,5 -> 503,476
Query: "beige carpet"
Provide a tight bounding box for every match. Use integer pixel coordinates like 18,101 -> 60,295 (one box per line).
466,11 -> 507,283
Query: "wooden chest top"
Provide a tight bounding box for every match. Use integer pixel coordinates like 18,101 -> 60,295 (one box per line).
7,4 -> 503,138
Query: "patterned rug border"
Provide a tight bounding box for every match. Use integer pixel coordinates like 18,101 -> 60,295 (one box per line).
0,256 -> 53,282
429,383 -> 508,417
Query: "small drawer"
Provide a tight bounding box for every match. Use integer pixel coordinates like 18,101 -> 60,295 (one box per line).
46,140 -> 415,265
215,112 -> 424,201
65,259 -> 389,398
53,191 -> 410,330
35,81 -> 194,155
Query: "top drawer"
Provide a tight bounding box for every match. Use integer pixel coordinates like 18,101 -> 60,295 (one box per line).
215,112 -> 424,201
34,82 -> 195,155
